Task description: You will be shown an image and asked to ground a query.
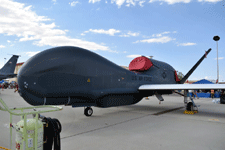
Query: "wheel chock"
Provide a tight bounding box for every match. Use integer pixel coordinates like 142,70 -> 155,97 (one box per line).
183,110 -> 198,115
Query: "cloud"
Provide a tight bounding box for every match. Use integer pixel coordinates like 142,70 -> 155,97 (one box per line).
52,0 -> 57,4
125,0 -> 136,7
120,31 -> 139,37
135,36 -> 174,44
7,40 -> 11,43
139,1 -> 146,6
0,0 -> 110,52
111,0 -> 146,8
89,0 -> 216,7
214,57 -> 224,60
26,51 -> 41,57
152,31 -> 170,37
89,0 -> 101,3
111,0 -> 126,8
69,1 -> 80,6
83,30 -> 139,37
0,45 -> 5,48
88,0 -> 220,7
177,42 -> 196,46
83,29 -> 121,36
204,76 -> 210,79
127,54 -> 142,58
149,0 -> 191,4
33,35 -> 111,51
198,0 -> 221,2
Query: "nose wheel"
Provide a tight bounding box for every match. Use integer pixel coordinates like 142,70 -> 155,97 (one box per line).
84,107 -> 93,117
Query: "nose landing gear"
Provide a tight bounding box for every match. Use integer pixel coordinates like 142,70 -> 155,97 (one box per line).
84,107 -> 93,117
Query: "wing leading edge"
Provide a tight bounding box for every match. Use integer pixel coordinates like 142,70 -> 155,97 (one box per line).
139,84 -> 225,90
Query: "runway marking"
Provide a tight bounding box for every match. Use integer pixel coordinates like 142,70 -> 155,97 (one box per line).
152,107 -> 184,116
0,146 -> 11,150
208,119 -> 219,122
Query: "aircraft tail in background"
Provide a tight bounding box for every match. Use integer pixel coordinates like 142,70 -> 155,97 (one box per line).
0,55 -> 19,75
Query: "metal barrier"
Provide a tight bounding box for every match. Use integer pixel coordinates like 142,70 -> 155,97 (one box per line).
0,98 -> 63,150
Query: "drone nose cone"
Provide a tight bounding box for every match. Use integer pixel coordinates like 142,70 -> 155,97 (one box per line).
17,73 -> 44,105
17,46 -> 108,105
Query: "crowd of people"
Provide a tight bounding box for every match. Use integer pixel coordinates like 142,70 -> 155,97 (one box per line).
1,81 -> 19,92
190,89 -> 224,99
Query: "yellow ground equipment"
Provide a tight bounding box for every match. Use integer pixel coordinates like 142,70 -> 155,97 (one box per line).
183,110 -> 198,115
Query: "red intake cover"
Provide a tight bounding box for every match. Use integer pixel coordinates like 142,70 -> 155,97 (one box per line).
129,56 -> 153,71
174,71 -> 180,82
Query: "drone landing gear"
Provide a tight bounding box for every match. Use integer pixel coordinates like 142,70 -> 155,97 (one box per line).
84,107 -> 93,117
155,92 -> 164,104
183,90 -> 198,115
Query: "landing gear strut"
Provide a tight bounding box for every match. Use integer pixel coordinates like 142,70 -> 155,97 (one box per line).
84,107 -> 93,117
184,90 -> 198,114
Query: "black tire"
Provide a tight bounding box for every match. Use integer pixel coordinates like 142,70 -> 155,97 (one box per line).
186,102 -> 193,111
84,107 -> 93,117
52,118 -> 62,133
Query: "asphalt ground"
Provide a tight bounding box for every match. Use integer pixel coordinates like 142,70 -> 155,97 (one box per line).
0,89 -> 225,150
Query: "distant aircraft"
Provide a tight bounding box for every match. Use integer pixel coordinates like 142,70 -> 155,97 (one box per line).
0,55 -> 19,80
17,46 -> 225,116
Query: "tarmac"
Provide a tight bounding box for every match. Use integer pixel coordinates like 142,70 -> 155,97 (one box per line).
1,89 -> 225,150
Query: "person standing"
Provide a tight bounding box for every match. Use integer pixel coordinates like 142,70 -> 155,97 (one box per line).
211,89 -> 214,98
194,90 -> 199,99
14,83 -> 19,93
190,90 -> 195,99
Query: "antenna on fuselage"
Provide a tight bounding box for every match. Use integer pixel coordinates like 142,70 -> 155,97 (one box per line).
179,48 -> 212,84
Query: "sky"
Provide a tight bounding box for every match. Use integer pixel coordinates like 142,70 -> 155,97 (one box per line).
0,0 -> 225,82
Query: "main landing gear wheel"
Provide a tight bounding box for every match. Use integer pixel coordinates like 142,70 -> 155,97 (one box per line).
186,102 -> 193,111
84,107 -> 93,117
